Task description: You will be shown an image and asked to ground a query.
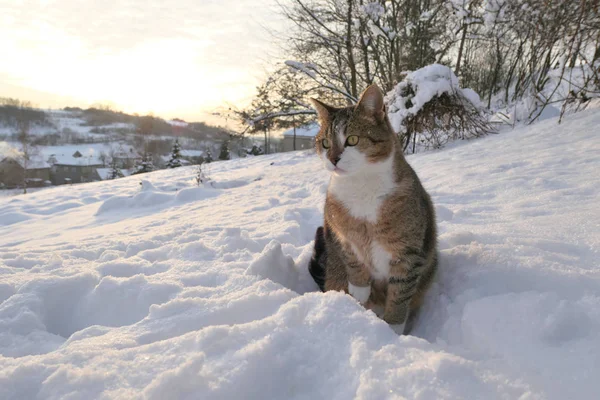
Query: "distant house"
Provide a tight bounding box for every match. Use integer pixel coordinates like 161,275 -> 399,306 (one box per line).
282,123 -> 319,152
0,157 -> 51,189
111,146 -> 140,169
48,151 -> 103,185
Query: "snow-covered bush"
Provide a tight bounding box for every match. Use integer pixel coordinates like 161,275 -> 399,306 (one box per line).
247,145 -> 263,156
385,64 -> 494,153
491,63 -> 600,126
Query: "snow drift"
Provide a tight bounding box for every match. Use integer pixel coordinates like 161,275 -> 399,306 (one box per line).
0,110 -> 599,399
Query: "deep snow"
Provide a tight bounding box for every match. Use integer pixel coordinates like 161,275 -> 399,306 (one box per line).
0,110 -> 599,399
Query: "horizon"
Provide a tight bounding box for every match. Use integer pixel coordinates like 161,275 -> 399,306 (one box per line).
0,0 -> 283,127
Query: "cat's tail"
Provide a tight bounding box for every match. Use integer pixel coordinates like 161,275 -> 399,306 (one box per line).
309,226 -> 326,292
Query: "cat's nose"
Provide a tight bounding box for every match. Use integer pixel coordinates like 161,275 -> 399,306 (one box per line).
332,156 -> 341,166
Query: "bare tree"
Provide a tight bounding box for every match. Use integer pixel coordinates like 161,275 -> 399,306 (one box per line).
236,0 -> 599,148
278,0 -> 453,99
452,0 -> 600,120
234,67 -> 322,154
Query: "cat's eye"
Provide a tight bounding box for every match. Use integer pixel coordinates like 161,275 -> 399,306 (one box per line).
322,138 -> 331,149
345,135 -> 359,146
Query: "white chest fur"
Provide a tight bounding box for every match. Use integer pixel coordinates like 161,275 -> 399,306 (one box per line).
328,155 -> 396,223
328,154 -> 396,280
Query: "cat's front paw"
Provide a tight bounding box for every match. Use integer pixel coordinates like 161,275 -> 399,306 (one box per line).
348,283 -> 371,305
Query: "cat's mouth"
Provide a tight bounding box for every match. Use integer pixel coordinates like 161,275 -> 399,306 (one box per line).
325,160 -> 347,174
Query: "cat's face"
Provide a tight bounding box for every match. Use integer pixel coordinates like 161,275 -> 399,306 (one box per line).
312,85 -> 394,176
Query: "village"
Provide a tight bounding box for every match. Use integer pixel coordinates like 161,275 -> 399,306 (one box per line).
0,121 -> 319,190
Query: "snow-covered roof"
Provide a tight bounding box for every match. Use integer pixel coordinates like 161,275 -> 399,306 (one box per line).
112,147 -> 140,159
40,144 -> 137,166
180,150 -> 204,157
48,151 -> 104,166
26,159 -> 51,169
0,156 -> 51,170
282,123 -> 320,138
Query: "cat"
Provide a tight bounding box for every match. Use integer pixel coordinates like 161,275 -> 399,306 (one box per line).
309,85 -> 437,335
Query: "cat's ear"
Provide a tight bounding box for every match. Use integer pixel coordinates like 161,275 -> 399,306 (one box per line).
356,84 -> 385,121
310,99 -> 335,121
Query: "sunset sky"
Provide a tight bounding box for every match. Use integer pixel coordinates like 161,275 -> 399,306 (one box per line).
0,0 -> 283,126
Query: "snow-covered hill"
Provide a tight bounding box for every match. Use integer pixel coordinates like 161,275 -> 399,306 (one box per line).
1,110 -> 599,399
0,109 -> 135,139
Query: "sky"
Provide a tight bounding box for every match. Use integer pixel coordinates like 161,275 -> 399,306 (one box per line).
0,0 -> 284,126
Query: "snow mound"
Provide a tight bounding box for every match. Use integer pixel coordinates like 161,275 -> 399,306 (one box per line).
0,110 -> 599,398
385,63 -> 483,133
246,240 -> 298,289
96,183 -> 221,215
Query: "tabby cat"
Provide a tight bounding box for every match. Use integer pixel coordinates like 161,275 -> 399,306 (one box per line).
309,85 -> 437,335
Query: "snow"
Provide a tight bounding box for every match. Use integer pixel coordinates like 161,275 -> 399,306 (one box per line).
1,142 -> 136,168
52,113 -> 135,138
1,110 -> 599,399
0,156 -> 51,170
490,65 -> 600,124
461,88 -> 483,108
0,110 -> 136,139
96,168 -> 133,181
284,60 -> 318,79
385,64 -> 483,133
167,119 -> 189,128
360,2 -> 385,21
111,146 -> 140,160
282,123 -> 320,138
482,0 -> 507,28
0,142 -> 22,159
25,160 -> 52,170
41,144 -> 130,166
179,149 -> 204,157
0,145 -> 50,170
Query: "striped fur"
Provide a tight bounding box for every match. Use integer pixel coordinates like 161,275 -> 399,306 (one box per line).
310,85 -> 438,335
